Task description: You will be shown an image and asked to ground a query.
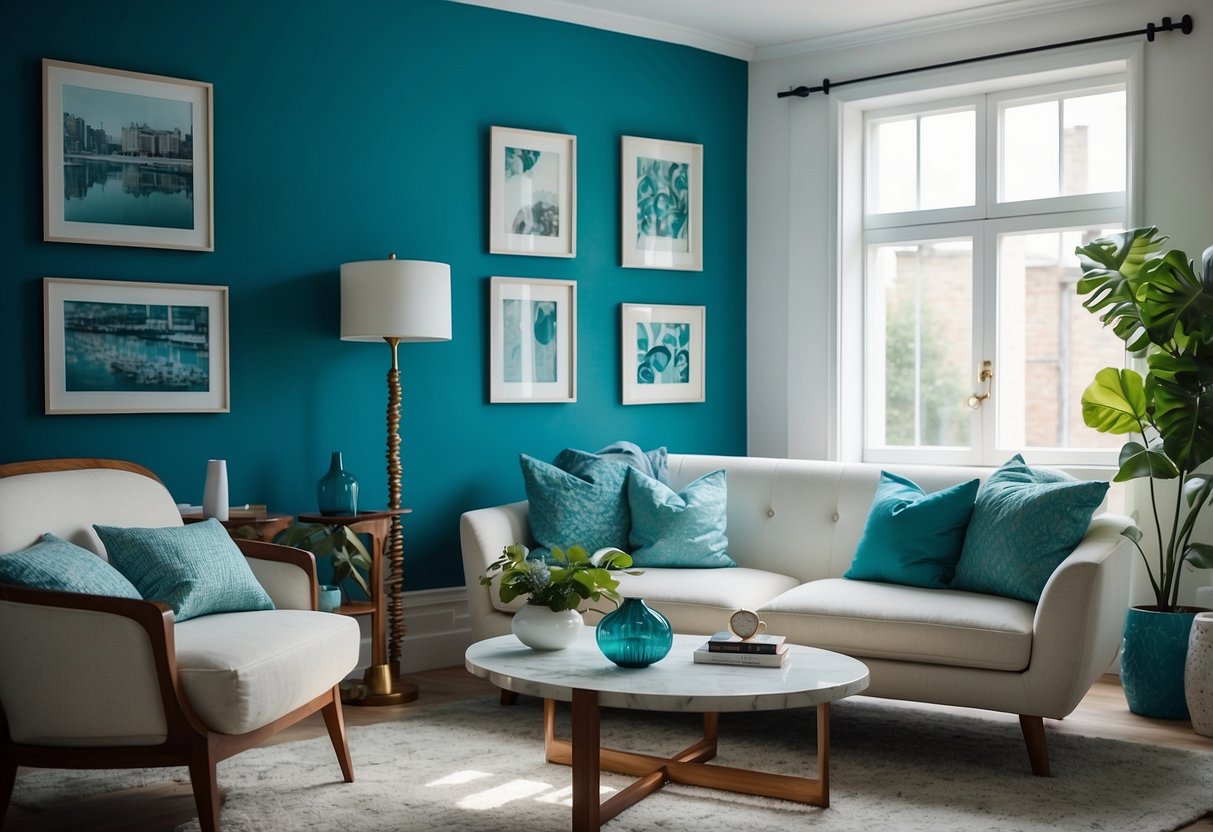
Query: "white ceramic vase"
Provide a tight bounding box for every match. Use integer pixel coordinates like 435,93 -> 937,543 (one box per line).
1185,611 -> 1213,737
511,604 -> 583,650
202,459 -> 229,521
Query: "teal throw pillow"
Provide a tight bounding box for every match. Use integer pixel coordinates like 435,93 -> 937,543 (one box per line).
520,453 -> 631,559
95,519 -> 274,621
0,533 -> 141,599
554,441 -> 669,485
844,472 -> 979,589
626,467 -> 735,568
951,455 -> 1109,602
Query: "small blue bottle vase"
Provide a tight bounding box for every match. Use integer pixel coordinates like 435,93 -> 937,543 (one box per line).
595,597 -> 673,668
317,451 -> 359,516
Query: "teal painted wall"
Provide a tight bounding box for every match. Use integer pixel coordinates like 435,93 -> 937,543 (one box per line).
0,1 -> 748,591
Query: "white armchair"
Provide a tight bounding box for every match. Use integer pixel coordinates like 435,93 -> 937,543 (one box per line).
0,459 -> 360,832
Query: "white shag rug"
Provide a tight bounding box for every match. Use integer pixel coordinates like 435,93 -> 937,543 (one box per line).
11,696 -> 1213,832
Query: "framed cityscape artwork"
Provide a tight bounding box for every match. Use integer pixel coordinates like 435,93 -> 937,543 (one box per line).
43,59 -> 214,251
621,303 -> 705,404
489,276 -> 577,403
621,136 -> 702,271
489,126 -> 576,258
44,277 -> 230,414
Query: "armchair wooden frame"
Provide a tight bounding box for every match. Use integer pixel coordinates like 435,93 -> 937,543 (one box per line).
0,458 -> 354,832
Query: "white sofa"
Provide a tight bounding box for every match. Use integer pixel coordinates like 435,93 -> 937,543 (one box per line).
460,453 -> 1134,776
0,459 -> 361,832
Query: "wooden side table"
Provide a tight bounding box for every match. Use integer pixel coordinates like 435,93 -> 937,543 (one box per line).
296,509 -> 414,706
182,511 -> 293,543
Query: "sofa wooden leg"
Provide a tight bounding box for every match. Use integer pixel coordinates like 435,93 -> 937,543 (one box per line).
500,688 -> 519,706
188,739 -> 222,832
322,687 -> 355,782
1019,714 -> 1051,777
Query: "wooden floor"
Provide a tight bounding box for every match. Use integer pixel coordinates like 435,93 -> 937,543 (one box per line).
4,669 -> 1211,831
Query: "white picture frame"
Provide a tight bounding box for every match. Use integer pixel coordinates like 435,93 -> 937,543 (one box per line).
489,127 -> 576,258
43,59 -> 214,251
489,276 -> 577,403
621,136 -> 703,271
621,303 -> 705,405
44,277 -> 230,414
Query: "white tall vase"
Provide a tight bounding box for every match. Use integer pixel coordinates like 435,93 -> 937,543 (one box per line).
202,459 -> 229,521
1186,612 -> 1213,737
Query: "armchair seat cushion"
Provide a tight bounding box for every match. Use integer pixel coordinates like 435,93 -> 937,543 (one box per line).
174,610 -> 359,734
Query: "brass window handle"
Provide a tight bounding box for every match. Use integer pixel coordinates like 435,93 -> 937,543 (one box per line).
967,360 -> 993,409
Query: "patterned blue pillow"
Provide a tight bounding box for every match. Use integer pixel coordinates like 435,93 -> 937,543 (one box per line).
626,467 -> 734,568
95,519 -> 274,621
845,472 -> 979,589
520,453 -> 630,558
553,441 -> 669,485
951,455 -> 1109,602
0,533 -> 141,598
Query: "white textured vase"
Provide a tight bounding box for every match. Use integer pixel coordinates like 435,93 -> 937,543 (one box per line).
511,604 -> 583,650
1186,612 -> 1213,737
202,459 -> 229,521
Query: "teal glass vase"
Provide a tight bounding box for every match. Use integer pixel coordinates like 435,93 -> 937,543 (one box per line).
317,451 -> 359,516
595,597 -> 673,668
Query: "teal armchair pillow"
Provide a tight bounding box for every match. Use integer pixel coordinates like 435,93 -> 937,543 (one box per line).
951,455 -> 1109,602
626,467 -> 735,568
0,533 -> 141,599
844,472 -> 979,589
95,519 -> 275,621
520,453 -> 631,558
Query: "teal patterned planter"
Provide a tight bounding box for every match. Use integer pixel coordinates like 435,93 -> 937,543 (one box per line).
1121,606 -> 1198,720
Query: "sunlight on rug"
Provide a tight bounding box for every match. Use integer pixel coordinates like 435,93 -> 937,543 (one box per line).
11,696 -> 1213,832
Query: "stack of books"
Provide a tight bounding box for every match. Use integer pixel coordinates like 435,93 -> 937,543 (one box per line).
692,631 -> 789,667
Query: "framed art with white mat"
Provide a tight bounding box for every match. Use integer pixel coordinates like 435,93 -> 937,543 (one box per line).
489,127 -> 576,257
621,135 -> 702,271
621,303 -> 704,405
489,276 -> 577,403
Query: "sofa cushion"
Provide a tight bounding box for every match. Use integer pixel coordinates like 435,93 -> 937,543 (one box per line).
845,472 -> 978,589
0,533 -> 141,599
626,468 -> 734,568
174,609 -> 359,734
95,519 -> 275,622
759,578 -> 1035,671
612,566 -> 799,633
554,441 -> 669,484
520,453 -> 630,558
951,455 -> 1109,602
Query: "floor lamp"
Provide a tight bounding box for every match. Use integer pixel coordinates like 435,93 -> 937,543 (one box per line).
340,254 -> 451,705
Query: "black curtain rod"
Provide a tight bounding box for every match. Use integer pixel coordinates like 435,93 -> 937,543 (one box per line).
777,14 -> 1192,98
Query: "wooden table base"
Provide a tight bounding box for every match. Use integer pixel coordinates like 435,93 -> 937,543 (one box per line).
543,693 -> 831,832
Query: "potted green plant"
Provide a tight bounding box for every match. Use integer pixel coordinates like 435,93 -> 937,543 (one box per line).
480,543 -> 635,650
274,523 -> 373,611
1073,226 -> 1213,718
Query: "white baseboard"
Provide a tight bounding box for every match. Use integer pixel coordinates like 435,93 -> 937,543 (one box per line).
347,586 -> 474,675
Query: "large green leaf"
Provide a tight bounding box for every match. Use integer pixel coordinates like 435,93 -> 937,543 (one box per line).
1137,251 -> 1213,346
1151,374 -> 1213,472
1081,367 -> 1147,434
1186,543 -> 1213,570
1075,227 -> 1167,352
1113,440 -> 1179,481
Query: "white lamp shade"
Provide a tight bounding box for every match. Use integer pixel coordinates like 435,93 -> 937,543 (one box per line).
340,258 -> 452,342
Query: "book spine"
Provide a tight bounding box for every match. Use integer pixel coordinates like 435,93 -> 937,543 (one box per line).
707,642 -> 779,654
694,650 -> 784,667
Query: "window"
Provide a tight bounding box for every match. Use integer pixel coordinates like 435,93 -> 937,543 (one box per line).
858,74 -> 1128,466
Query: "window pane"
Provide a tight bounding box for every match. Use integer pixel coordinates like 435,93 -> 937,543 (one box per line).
1062,90 -> 1125,195
869,118 -> 916,214
1001,100 -> 1059,202
996,228 -> 1125,451
868,240 -> 972,448
919,110 -> 975,209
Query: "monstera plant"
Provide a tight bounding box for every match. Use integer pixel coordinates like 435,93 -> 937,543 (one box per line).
1074,226 -> 1213,718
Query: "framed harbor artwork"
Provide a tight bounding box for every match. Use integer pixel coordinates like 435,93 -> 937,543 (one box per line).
489,276 -> 576,403
621,303 -> 705,404
44,277 -> 230,414
621,136 -> 702,271
43,59 -> 214,251
489,127 -> 576,258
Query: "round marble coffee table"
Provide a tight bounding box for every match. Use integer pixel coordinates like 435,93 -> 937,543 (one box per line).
465,630 -> 869,832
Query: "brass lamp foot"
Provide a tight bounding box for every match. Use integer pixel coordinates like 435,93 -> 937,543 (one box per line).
341,663 -> 419,706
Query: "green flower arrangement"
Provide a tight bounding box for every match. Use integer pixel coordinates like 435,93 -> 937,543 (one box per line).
480,543 -> 636,612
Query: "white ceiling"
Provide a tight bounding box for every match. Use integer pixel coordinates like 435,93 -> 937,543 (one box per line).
449,0 -> 1115,60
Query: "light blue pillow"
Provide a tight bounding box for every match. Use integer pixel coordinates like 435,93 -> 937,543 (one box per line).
0,533 -> 141,599
626,467 -> 735,568
844,472 -> 979,589
95,519 -> 275,621
554,441 -> 669,485
520,454 -> 631,558
951,455 -> 1109,602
